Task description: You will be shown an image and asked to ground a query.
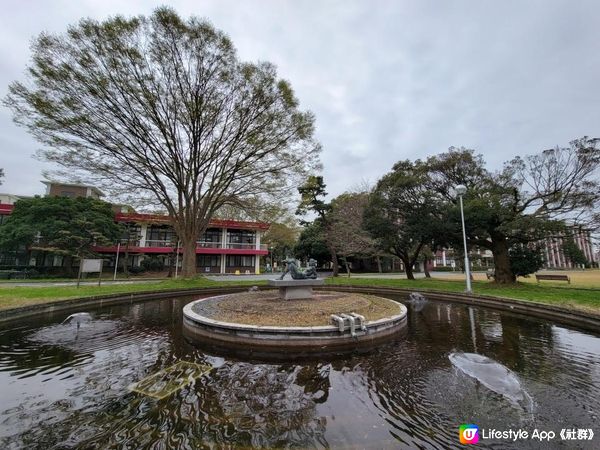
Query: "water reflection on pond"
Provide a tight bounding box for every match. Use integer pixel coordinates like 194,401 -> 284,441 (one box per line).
0,295 -> 598,449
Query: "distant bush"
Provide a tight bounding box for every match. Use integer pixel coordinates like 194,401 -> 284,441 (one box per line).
128,266 -> 146,275
140,257 -> 164,272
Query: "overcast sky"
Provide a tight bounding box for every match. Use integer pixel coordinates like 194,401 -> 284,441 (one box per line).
1,0 -> 599,200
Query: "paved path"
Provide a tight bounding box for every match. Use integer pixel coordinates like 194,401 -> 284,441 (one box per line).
1,271 -> 474,286
207,271 -> 472,282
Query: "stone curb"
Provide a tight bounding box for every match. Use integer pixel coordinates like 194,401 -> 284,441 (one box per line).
0,284 -> 599,333
0,286 -> 250,324
182,296 -> 407,333
322,285 -> 600,332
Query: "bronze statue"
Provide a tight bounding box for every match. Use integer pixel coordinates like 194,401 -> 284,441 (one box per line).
278,258 -> 318,280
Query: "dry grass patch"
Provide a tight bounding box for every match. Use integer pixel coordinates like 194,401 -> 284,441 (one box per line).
193,290 -> 402,327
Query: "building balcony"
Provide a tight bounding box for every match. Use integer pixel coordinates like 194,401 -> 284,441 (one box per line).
197,241 -> 222,248
94,240 -> 269,253
144,239 -> 175,248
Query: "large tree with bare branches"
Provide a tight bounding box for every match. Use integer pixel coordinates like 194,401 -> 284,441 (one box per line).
424,138 -> 600,283
4,8 -> 320,276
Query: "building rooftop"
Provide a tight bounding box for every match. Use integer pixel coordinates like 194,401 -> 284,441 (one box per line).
41,181 -> 105,198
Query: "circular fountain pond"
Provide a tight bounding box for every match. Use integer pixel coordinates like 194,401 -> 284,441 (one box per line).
182,290 -> 408,356
0,293 -> 599,449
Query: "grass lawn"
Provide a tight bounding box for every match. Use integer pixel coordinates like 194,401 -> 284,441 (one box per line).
464,269 -> 600,288
0,277 -> 266,311
0,272 -> 598,316
326,276 -> 600,314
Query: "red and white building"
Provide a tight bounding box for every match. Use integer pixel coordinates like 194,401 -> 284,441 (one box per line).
96,211 -> 269,274
0,182 -> 269,274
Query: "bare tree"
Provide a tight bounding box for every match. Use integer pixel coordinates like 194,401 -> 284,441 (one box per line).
327,192 -> 375,277
4,8 -> 320,276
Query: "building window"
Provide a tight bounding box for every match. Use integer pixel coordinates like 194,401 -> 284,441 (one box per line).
226,255 -> 255,267
199,228 -> 221,248
197,255 -> 221,267
227,230 -> 255,248
147,226 -> 176,246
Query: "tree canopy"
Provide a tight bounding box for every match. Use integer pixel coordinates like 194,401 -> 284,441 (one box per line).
364,160 -> 452,280
296,176 -> 339,275
0,196 -> 122,273
4,7 -> 320,276
294,220 -> 331,268
422,138 -> 599,282
361,138 -> 599,283
328,192 -> 375,276
562,237 -> 589,267
262,222 -> 300,267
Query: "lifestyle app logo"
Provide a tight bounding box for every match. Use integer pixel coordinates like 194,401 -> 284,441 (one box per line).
460,424 -> 479,444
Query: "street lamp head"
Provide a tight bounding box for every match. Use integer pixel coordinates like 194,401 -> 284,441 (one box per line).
455,184 -> 467,196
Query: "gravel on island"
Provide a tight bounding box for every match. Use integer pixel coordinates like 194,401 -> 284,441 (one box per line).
191,290 -> 402,326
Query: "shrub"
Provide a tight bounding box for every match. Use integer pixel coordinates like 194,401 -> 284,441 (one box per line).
510,246 -> 544,278
140,257 -> 164,272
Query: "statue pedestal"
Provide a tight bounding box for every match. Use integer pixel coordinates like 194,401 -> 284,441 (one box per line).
268,279 -> 325,300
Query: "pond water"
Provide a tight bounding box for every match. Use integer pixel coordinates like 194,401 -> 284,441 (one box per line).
0,294 -> 598,449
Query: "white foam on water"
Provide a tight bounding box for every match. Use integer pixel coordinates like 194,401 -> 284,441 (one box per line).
449,352 -> 534,414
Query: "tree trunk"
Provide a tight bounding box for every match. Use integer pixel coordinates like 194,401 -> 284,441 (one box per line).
376,256 -> 382,273
401,257 -> 415,280
167,251 -> 174,278
491,237 -> 515,284
64,255 -> 74,277
424,259 -> 431,278
342,256 -> 351,277
122,245 -> 129,278
181,237 -> 197,278
330,247 -> 339,277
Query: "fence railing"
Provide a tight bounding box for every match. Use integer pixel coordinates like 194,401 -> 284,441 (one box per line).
144,240 -> 174,248
108,240 -> 268,251
197,241 -> 222,248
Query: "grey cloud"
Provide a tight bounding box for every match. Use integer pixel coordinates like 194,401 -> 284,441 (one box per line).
0,0 -> 598,200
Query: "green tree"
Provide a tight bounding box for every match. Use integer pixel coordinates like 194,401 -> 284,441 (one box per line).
0,196 -> 122,275
509,246 -> 545,278
4,7 -> 320,277
423,139 -> 599,283
294,220 -> 331,268
263,222 -> 300,268
296,176 -> 339,276
365,160 -> 452,280
562,237 -> 588,267
0,168 -> 4,185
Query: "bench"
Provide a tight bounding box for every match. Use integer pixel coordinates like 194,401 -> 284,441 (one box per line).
535,274 -> 570,284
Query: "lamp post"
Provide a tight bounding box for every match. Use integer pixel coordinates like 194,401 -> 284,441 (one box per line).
455,184 -> 472,293
269,246 -> 274,272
